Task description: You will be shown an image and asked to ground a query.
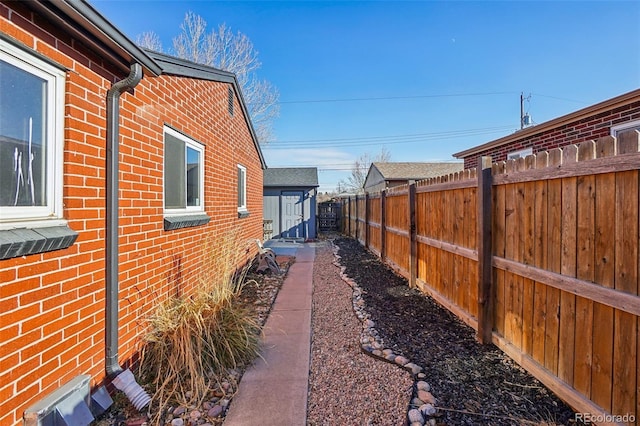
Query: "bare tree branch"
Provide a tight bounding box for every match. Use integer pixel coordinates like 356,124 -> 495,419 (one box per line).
136,11 -> 279,144
136,31 -> 163,52
339,147 -> 392,193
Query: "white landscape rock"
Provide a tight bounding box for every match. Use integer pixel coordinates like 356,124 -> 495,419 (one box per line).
407,408 -> 424,424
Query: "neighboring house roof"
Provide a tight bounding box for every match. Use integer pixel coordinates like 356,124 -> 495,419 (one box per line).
264,168 -> 319,188
146,50 -> 266,169
368,162 -> 464,182
453,88 -> 640,159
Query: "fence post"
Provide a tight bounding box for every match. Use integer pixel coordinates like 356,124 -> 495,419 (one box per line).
365,192 -> 370,248
381,189 -> 386,261
347,197 -> 352,237
355,194 -> 359,241
409,181 -> 417,288
477,156 -> 494,344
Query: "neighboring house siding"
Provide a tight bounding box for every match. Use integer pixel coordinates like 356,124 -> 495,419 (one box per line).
0,4 -> 262,425
363,167 -> 385,193
460,98 -> 640,169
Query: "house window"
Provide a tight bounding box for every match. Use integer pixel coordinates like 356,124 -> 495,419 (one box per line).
164,127 -> 204,213
507,147 -> 532,161
0,38 -> 65,224
237,164 -> 248,215
611,119 -> 640,138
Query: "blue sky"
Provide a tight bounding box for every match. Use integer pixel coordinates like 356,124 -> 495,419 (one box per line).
91,0 -> 640,192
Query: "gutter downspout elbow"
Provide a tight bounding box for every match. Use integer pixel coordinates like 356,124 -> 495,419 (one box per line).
105,63 -> 143,378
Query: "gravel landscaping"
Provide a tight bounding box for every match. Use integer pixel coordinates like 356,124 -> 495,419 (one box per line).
307,240 -> 413,425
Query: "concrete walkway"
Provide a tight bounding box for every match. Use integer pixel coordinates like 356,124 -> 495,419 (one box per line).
225,243 -> 315,425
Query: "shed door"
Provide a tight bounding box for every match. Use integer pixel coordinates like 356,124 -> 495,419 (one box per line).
281,191 -> 304,238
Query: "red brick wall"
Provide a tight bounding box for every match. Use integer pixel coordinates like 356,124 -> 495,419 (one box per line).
0,4 -> 263,425
463,101 -> 640,169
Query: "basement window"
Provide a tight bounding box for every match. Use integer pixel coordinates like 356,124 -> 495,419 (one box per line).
611,119 -> 640,138
507,147 -> 532,160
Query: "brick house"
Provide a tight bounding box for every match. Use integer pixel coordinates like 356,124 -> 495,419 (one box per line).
0,1 -> 265,425
454,88 -> 640,168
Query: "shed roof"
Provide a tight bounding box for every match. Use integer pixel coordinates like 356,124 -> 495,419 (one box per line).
371,162 -> 464,180
264,168 -> 319,187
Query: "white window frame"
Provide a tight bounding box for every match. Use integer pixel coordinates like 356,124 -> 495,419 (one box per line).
0,38 -> 65,227
611,119 -> 640,137
163,126 -> 205,215
507,147 -> 533,161
237,164 -> 247,213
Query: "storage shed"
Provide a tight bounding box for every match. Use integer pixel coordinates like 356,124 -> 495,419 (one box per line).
263,168 -> 319,240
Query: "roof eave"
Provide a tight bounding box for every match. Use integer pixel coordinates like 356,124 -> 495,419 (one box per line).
145,50 -> 235,83
453,88 -> 640,159
34,0 -> 162,76
145,51 -> 267,169
232,81 -> 267,169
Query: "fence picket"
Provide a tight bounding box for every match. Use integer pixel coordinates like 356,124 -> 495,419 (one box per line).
558,145 -> 578,386
545,148 -> 563,376
532,151 -> 549,364
573,141 -> 596,397
612,168 -> 638,417
521,176 -> 535,356
504,179 -> 518,347
591,170 -> 616,412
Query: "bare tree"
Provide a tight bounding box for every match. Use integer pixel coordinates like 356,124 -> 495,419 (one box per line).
338,147 -> 391,193
137,12 -> 279,143
136,31 -> 163,52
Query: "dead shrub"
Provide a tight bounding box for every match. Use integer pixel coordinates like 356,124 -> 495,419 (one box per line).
138,228 -> 261,417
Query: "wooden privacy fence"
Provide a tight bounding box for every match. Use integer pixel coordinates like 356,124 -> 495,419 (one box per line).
341,131 -> 640,425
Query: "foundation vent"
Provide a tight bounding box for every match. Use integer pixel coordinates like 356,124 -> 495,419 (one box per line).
23,375 -> 94,426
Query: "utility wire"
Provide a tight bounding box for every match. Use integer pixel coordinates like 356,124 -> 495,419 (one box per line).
266,125 -> 512,144
530,93 -> 587,105
262,125 -> 514,149
250,91 -> 586,106
273,91 -> 517,105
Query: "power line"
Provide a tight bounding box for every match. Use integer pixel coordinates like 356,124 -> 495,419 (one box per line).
266,125 -> 512,144
296,92 -> 518,104
273,91 -> 517,105
262,125 -> 514,149
530,93 -> 588,105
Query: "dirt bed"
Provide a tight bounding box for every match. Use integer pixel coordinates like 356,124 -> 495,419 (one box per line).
333,237 -> 580,426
